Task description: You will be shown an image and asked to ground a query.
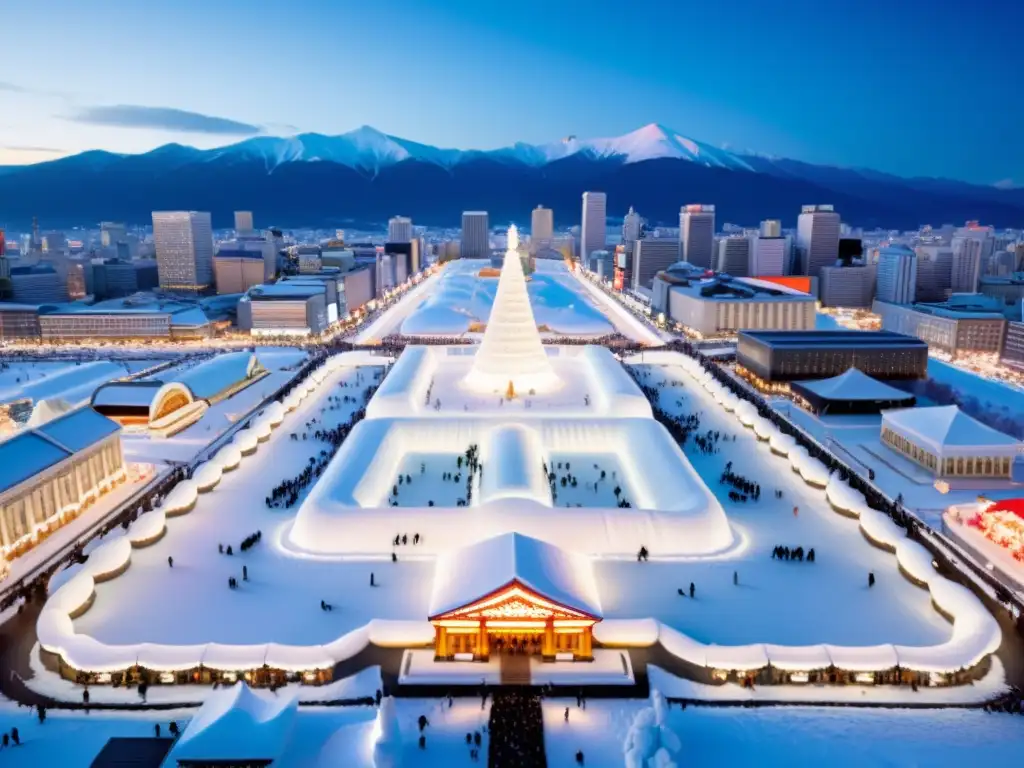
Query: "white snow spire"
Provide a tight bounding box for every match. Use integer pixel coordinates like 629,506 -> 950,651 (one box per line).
464,225 -> 560,394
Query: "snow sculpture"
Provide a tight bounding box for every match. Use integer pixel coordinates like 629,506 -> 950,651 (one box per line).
623,690 -> 681,768
464,224 -> 561,394
372,696 -> 402,768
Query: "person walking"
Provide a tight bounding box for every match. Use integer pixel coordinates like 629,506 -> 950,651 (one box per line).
868,572 -> 875,588
689,582 -> 695,599
733,571 -> 738,586
242,565 -> 248,582
167,556 -> 173,568
564,706 -> 570,722
370,572 -> 376,587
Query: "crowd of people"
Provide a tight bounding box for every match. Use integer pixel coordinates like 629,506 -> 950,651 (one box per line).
720,462 -> 761,503
487,692 -> 546,768
266,383 -> 376,510
773,545 -> 815,563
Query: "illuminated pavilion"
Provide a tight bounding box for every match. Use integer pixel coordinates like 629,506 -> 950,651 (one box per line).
428,532 -> 602,661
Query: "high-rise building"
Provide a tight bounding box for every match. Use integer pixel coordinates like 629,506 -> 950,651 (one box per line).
580,192 -> 607,262
234,211 -> 254,234
152,211 -> 215,292
819,264 -> 873,308
760,219 -> 782,238
951,236 -> 983,293
876,244 -> 918,304
915,245 -> 953,302
461,212 -> 490,259
41,232 -> 67,253
750,237 -> 787,276
531,206 -> 553,243
632,237 -> 681,291
796,204 -> 841,277
387,216 -> 413,244
622,206 -> 643,244
100,222 -> 127,249
716,235 -> 751,276
680,204 -> 715,269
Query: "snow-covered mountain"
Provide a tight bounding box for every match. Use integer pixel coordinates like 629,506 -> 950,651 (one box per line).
207,123 -> 754,173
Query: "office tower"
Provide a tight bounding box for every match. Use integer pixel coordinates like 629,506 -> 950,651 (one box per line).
461,211 -> 490,259
876,244 -> 918,304
632,237 -> 681,291
622,206 -> 643,244
984,250 -> 1017,278
9,264 -> 68,303
819,264 -> 874,308
41,232 -> 67,253
387,216 -> 413,244
680,204 -> 715,269
100,222 -> 127,249
951,236 -> 983,293
796,204 -> 841,277
914,245 -> 953,302
580,191 -> 607,262
716,235 -> 751,276
531,206 -> 554,242
234,211 -> 254,234
750,237 -> 787,276
760,219 -> 782,238
152,211 -> 215,292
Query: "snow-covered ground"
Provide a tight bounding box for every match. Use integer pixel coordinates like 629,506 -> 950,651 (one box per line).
5,694 -> 1023,768
541,697 -> 1024,768
74,363 -> 435,647
399,259 -> 615,338
613,364 -> 951,648
0,358 -> 161,406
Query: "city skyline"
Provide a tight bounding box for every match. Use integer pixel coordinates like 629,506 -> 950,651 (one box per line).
0,0 -> 1021,186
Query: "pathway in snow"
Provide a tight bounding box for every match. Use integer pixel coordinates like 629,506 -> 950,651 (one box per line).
74,364 -> 434,647
592,364 -> 951,648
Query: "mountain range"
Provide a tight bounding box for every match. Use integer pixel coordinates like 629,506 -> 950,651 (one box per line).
1,123 -> 1022,231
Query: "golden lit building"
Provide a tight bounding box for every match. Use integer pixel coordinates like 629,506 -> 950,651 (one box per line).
429,533 -> 602,661
0,407 -> 125,561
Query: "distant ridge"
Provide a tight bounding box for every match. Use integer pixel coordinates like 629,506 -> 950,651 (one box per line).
1,123 -> 1021,229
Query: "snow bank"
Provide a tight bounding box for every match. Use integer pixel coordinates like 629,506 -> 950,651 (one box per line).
789,446 -> 830,487
213,444 -> 242,472
194,461 -> 223,492
234,429 -> 259,454
81,534 -> 132,581
163,480 -> 198,515
264,403 -> 284,428
769,431 -> 796,456
373,696 -> 403,768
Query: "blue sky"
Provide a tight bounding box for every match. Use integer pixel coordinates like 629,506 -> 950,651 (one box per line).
1,0 -> 1020,185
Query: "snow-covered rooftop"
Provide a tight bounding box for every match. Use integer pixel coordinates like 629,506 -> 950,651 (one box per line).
168,682 -> 298,765
794,368 -> 916,402
173,352 -> 266,401
882,405 -> 1022,450
0,406 -> 121,493
429,532 -> 602,618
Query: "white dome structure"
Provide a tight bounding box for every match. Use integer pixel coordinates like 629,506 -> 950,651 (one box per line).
463,224 -> 561,395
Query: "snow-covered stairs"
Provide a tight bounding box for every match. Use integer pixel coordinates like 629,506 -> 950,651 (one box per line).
499,652 -> 532,686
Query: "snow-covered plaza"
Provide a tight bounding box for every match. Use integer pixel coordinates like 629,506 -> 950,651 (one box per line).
13,228 -> 1021,765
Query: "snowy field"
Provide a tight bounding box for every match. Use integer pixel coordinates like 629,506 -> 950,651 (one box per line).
400,259 -> 615,337
0,358 -> 162,406
74,363 -> 435,647
604,364 -> 952,648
